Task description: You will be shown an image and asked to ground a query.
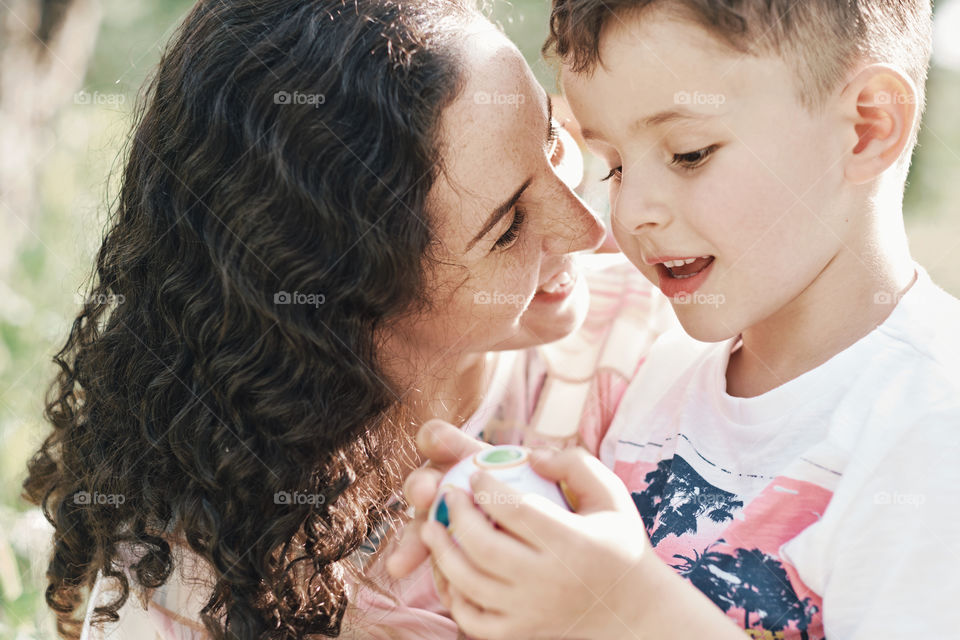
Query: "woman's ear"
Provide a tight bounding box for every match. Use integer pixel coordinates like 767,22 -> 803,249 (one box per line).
839,64 -> 919,185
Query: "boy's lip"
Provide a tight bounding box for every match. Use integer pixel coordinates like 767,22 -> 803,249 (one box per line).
656,256 -> 716,299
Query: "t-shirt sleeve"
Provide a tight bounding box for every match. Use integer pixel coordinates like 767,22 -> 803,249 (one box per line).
782,410 -> 960,637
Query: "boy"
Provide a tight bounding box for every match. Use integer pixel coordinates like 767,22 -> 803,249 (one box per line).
389,1 -> 960,638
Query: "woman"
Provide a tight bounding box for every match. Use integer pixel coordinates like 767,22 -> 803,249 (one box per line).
24,0 -> 662,637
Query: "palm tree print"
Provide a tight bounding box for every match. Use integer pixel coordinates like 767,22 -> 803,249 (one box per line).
672,544 -> 820,639
628,457 -> 822,638
631,456 -> 744,545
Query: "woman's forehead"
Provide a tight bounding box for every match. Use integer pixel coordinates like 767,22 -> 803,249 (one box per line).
430,31 -> 547,249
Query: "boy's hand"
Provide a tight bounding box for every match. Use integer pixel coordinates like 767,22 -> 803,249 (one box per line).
385,419 -> 488,581
420,447 -> 661,640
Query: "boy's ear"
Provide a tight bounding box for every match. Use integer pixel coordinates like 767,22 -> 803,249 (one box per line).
839,64 -> 919,185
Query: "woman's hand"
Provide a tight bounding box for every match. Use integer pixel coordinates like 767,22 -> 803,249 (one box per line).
418,446 -> 661,640
385,419 -> 488,585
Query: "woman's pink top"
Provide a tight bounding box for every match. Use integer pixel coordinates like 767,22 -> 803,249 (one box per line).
80,256 -> 668,639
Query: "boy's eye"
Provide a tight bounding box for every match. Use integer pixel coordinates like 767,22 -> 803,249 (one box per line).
493,207 -> 526,251
671,145 -> 719,170
601,166 -> 622,182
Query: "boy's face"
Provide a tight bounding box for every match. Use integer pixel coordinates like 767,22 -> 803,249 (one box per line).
562,10 -> 854,342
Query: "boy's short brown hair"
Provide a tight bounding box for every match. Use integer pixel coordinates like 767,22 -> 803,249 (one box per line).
545,0 -> 933,111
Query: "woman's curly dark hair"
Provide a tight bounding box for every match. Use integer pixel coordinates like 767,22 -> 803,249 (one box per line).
22,0 -> 473,637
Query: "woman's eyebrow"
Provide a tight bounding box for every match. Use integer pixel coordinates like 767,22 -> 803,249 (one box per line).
466,177 -> 533,252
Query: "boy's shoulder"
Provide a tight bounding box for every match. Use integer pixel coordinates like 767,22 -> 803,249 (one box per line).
875,267 -> 960,394
830,267 -> 960,456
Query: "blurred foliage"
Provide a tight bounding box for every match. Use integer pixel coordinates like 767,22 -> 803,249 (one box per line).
1,0 -> 957,637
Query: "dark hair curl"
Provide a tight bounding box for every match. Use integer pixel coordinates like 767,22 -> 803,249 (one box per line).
23,0 -> 472,637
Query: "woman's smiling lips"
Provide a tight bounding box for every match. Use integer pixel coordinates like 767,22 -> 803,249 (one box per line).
645,254 -> 716,298
532,269 -> 578,304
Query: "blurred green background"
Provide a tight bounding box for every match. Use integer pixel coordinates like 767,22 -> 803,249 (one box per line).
1,0 -> 958,637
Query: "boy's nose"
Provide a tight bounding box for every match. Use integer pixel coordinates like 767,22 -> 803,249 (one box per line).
612,177 -> 672,234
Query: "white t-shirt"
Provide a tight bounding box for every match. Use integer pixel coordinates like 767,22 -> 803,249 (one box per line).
601,265 -> 960,639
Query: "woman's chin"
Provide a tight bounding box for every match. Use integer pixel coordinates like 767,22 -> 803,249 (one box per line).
520,274 -> 590,345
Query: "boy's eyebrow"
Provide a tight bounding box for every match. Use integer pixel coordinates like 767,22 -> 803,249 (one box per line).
581,107 -> 719,141
639,108 -> 718,128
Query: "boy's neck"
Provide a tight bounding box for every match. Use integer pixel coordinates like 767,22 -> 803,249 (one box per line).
725,205 -> 916,398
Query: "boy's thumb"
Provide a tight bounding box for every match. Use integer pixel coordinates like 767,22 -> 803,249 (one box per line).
528,447 -> 623,514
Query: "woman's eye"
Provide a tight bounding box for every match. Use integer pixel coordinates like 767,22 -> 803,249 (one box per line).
601,166 -> 622,182
547,120 -> 562,166
671,145 -> 718,170
493,208 -> 526,251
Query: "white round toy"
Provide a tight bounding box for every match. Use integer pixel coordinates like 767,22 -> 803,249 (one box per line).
428,445 -> 572,529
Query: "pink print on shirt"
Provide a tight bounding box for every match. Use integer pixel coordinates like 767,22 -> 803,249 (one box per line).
614,452 -> 831,640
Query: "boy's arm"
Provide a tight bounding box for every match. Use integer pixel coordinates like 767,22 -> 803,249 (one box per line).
422,447 -> 745,640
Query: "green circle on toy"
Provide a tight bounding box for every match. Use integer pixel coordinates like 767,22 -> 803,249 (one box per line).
480,447 -> 524,464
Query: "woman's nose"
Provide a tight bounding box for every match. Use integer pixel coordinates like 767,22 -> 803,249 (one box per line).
539,124 -> 605,255
542,184 -> 606,255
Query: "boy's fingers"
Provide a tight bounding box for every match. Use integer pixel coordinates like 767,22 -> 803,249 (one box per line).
527,447 -> 631,514
443,488 -> 532,574
389,420 -> 487,580
469,472 -> 577,546
416,419 -> 487,468
386,519 -> 429,579
402,466 -> 444,512
431,559 -> 452,609
421,520 -> 509,610
388,466 -> 443,578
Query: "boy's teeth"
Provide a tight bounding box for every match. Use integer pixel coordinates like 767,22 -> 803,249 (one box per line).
663,258 -> 696,268
662,255 -> 714,279
662,256 -> 709,268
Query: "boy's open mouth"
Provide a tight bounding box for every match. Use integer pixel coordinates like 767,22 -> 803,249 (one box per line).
660,256 -> 715,279
653,255 -> 716,299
